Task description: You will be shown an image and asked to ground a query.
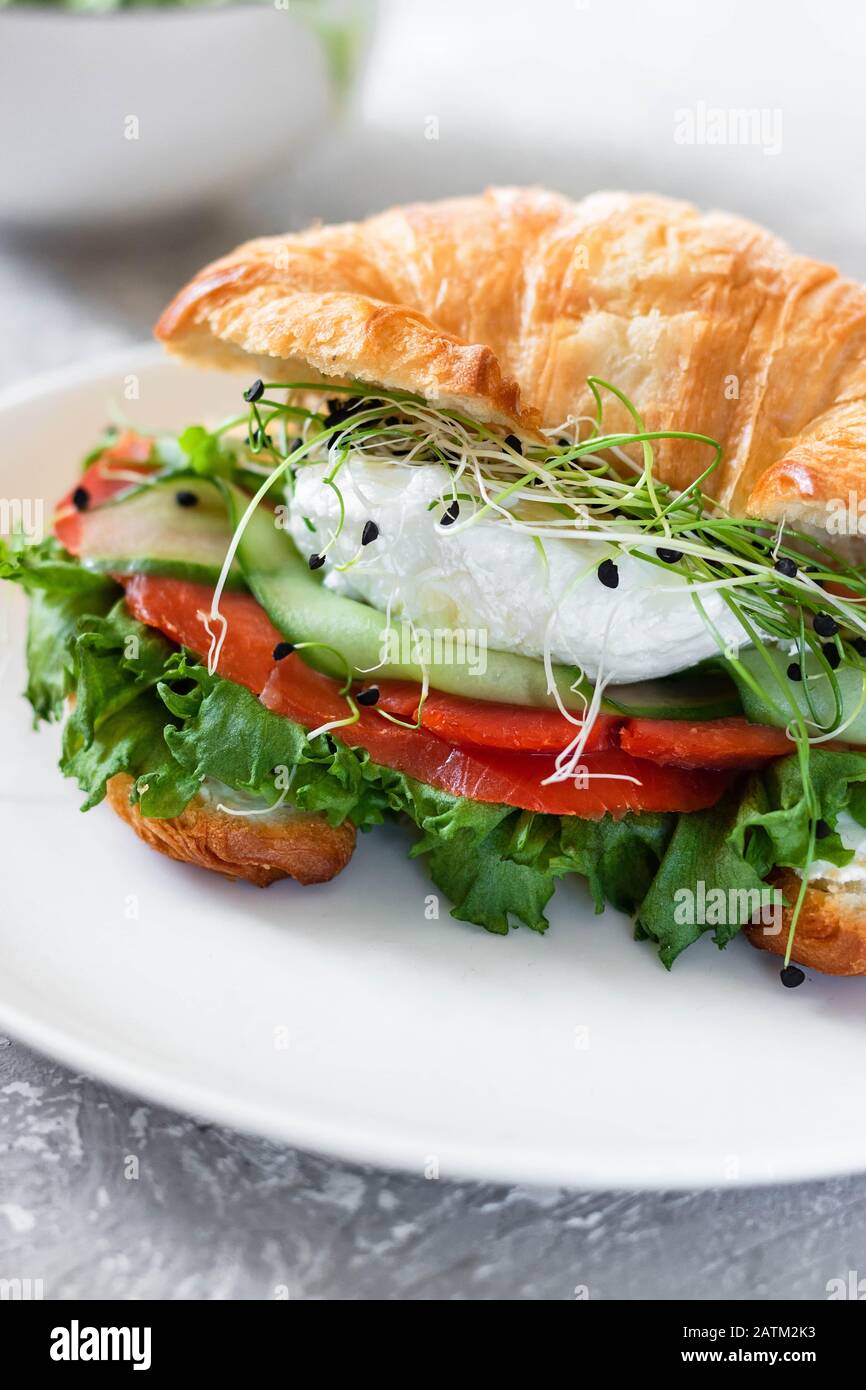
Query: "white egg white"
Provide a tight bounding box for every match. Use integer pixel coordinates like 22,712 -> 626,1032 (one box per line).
286,457 -> 746,684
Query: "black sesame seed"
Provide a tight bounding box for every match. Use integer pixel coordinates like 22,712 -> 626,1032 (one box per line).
440,500 -> 460,526
243,379 -> 265,403
774,556 -> 798,579
308,552 -> 326,570
855,638 -> 866,658
780,964 -> 806,989
322,397 -> 356,429
504,433 -> 523,455
289,437 -> 303,453
356,686 -> 380,706
361,519 -> 379,546
557,436 -> 571,449
175,489 -> 199,508
823,643 -> 842,669
272,642 -> 295,661
815,818 -> 832,840
656,547 -> 683,564
813,611 -> 839,638
598,558 -> 619,589
72,485 -> 90,512
786,662 -> 802,682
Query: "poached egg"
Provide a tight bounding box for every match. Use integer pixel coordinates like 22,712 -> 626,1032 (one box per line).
286,457 -> 746,684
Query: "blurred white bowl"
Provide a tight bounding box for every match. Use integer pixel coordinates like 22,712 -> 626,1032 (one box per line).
0,3 -> 371,227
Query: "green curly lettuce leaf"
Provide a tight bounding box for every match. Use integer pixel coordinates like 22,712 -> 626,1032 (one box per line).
0,536 -> 121,722
637,750 -> 866,966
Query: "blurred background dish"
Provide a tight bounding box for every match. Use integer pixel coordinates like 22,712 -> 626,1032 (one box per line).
0,0 -> 373,227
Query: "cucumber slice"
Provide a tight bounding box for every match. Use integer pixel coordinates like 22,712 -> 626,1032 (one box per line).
605,672 -> 742,721
76,479 -> 243,587
222,482 -> 598,711
730,646 -> 866,746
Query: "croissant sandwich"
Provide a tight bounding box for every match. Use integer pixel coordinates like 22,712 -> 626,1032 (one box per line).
7,187 -> 866,982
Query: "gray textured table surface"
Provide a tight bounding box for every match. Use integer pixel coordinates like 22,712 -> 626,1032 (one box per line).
5,2 -> 866,1297
4,1034 -> 866,1301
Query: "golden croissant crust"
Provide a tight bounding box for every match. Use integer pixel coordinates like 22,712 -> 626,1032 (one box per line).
745,870 -> 866,976
157,187 -> 866,526
106,774 -> 356,887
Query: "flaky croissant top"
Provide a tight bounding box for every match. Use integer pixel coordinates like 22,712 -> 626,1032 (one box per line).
157,188 -> 866,534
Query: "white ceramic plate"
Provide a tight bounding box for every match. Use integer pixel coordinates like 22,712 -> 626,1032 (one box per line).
2,346 -> 865,1190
